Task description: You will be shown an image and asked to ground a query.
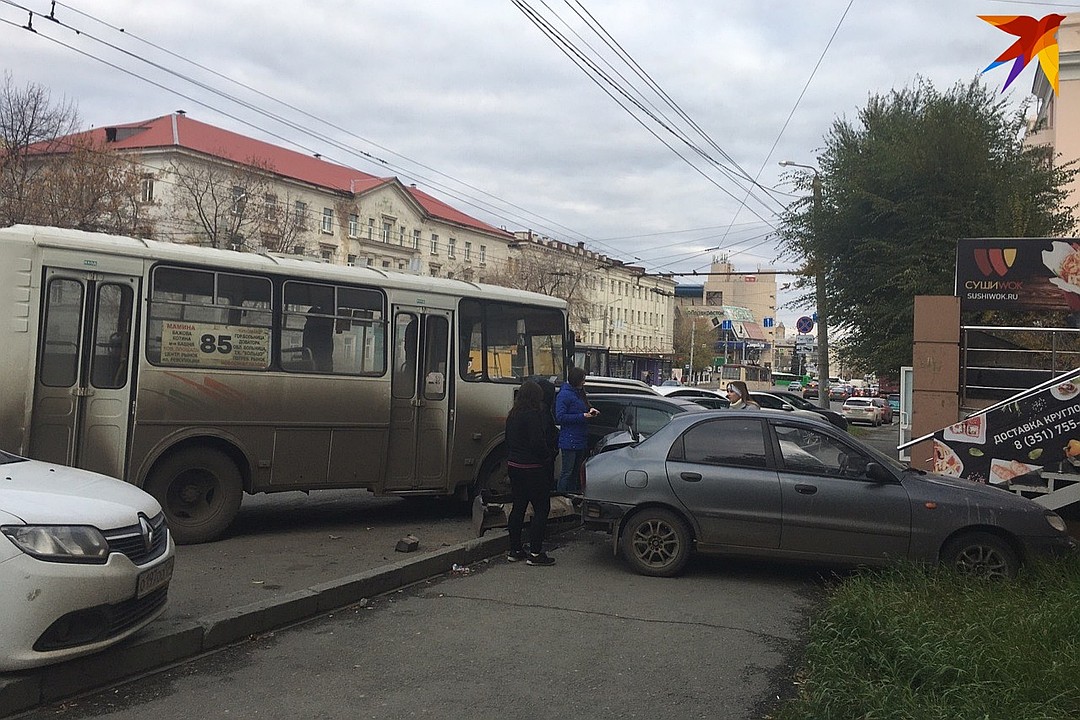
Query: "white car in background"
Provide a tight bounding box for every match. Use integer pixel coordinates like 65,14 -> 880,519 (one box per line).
0,450 -> 175,671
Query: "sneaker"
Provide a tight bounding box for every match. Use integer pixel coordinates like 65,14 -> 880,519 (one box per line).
506,550 -> 528,562
526,552 -> 555,566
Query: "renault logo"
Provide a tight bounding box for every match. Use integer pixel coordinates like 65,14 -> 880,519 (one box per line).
139,516 -> 154,553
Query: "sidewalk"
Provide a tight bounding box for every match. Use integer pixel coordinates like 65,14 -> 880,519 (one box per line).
0,491 -> 518,717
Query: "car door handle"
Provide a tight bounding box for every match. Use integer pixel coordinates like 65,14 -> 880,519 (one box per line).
680,472 -> 702,482
794,483 -> 817,495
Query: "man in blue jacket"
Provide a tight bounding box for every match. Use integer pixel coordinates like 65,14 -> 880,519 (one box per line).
555,366 -> 598,493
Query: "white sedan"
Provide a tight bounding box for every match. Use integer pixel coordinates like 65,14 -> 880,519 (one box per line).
0,450 -> 175,671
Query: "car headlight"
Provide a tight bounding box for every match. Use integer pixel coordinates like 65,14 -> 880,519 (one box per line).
1,525 -> 110,563
1045,512 -> 1068,534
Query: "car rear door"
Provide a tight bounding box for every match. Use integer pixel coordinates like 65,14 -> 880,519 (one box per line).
770,421 -> 912,561
665,417 -> 781,549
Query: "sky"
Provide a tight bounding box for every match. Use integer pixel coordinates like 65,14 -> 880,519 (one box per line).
0,0 -> 1075,328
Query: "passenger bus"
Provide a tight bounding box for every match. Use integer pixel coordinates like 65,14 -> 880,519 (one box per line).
770,371 -> 810,388
0,225 -> 569,543
715,363 -> 772,391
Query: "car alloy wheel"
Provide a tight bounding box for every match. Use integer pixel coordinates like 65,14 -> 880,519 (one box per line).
941,531 -> 1019,580
620,508 -> 691,577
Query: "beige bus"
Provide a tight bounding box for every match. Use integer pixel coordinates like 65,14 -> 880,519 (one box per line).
0,225 -> 568,543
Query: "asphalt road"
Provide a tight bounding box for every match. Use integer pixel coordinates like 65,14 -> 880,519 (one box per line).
16,529 -> 830,720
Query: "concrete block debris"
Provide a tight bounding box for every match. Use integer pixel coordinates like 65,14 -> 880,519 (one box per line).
395,534 -> 420,553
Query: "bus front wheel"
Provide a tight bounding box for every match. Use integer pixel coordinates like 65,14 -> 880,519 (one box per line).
146,447 -> 243,545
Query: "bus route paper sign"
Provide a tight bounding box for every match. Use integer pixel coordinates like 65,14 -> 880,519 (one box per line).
930,368 -> 1080,488
160,321 -> 271,369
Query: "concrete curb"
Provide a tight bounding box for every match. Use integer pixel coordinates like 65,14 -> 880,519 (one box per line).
0,531 -> 512,717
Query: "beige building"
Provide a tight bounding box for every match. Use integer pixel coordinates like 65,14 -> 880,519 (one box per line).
47,112 -> 677,363
1028,14 -> 1080,212
55,113 -> 517,281
508,232 -> 676,357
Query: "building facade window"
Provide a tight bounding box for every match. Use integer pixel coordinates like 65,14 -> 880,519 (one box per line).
321,207 -> 334,234
348,213 -> 359,238
479,245 -> 486,265
367,218 -> 375,240
464,241 -> 471,262
231,186 -> 246,216
140,177 -> 154,204
294,200 -> 308,228
399,225 -> 406,245
264,194 -> 278,221
382,221 -> 392,243
347,254 -> 357,266
448,238 -> 456,258
413,229 -> 421,249
430,234 -> 439,255
320,247 -> 334,262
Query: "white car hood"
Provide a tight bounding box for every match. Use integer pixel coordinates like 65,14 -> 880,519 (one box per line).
0,460 -> 161,528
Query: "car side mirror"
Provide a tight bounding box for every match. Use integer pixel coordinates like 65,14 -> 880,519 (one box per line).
781,403 -> 794,411
866,462 -> 893,483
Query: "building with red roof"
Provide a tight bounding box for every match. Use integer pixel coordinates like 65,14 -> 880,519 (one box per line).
53,112 -> 514,280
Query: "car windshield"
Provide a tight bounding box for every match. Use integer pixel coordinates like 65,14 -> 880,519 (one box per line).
0,450 -> 25,464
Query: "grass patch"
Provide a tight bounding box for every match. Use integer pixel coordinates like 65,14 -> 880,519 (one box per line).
772,554 -> 1080,720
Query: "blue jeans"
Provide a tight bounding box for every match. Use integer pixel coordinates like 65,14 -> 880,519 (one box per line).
557,449 -> 585,493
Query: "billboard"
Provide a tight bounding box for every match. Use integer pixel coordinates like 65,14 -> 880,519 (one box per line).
927,368 -> 1080,489
955,237 -> 1080,312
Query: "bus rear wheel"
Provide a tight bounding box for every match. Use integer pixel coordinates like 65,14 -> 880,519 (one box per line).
146,447 -> 243,544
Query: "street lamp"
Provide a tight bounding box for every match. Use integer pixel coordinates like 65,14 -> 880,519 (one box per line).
779,160 -> 830,409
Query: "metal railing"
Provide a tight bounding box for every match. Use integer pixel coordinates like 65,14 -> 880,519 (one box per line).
961,325 -> 1080,407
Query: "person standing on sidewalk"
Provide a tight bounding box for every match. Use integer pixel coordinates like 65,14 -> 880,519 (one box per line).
505,380 -> 558,566
555,366 -> 598,494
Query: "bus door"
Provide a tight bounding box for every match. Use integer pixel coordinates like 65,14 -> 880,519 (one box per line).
29,269 -> 139,479
385,307 -> 452,491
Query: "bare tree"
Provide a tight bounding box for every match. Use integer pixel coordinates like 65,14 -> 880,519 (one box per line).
485,242 -> 599,333
0,73 -> 147,234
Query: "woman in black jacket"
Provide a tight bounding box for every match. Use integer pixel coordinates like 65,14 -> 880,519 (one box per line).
505,380 -> 558,566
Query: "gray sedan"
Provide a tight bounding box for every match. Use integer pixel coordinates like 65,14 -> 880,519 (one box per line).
581,410 -> 1074,578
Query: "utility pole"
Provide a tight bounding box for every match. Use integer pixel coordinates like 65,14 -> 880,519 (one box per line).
780,161 -> 830,409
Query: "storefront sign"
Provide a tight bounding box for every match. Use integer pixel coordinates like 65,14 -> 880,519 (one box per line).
956,237 -> 1080,312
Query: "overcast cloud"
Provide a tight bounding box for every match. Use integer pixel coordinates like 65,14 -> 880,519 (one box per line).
0,0 -> 1072,325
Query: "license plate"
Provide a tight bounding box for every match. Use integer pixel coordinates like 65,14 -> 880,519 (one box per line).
136,556 -> 174,599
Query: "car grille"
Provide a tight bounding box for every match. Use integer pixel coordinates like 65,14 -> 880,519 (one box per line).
33,586 -> 169,652
103,512 -> 170,566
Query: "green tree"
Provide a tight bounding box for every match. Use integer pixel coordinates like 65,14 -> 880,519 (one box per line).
777,77 -> 1077,375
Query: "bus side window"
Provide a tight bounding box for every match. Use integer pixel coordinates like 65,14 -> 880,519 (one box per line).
302,305 -> 334,372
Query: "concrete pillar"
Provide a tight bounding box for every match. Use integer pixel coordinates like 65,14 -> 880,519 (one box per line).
909,296 -> 960,469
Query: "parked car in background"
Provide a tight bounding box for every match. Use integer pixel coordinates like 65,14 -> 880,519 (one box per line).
770,390 -> 849,431
584,375 -> 659,395
872,397 -> 894,424
0,450 -> 175,671
749,392 -> 833,425
655,386 -> 730,409
842,397 -> 885,426
887,393 -> 901,414
581,411 -> 1074,577
786,381 -> 803,392
584,393 -> 709,452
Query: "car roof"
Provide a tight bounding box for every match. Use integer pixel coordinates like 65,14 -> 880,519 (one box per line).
654,386 -> 723,397
583,376 -> 660,395
586,393 -> 710,411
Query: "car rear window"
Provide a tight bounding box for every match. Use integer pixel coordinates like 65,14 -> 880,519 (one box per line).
846,398 -> 871,407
